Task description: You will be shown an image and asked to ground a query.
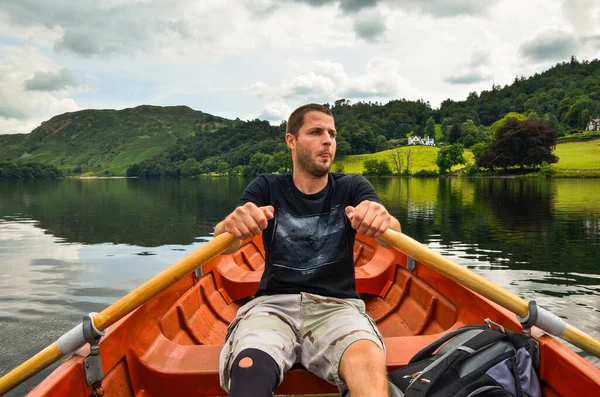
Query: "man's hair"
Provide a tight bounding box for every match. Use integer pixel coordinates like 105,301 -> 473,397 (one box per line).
286,104 -> 333,138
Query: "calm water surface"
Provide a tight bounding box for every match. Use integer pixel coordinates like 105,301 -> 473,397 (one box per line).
1,177 -> 599,396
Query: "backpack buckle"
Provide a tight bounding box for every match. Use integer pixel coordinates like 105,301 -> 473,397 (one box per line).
484,318 -> 506,334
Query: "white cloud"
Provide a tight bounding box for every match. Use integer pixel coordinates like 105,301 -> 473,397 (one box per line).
341,58 -> 418,99
258,102 -> 292,121
0,46 -> 79,134
561,0 -> 600,35
282,73 -> 337,99
246,58 -> 419,105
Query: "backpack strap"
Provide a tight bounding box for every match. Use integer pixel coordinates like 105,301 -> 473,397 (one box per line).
409,325 -> 487,364
405,330 -> 506,397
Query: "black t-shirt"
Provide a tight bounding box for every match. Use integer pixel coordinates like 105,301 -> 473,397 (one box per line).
238,172 -> 382,299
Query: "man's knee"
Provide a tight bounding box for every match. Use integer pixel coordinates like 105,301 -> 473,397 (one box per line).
340,339 -> 386,381
342,340 -> 386,368
228,348 -> 280,397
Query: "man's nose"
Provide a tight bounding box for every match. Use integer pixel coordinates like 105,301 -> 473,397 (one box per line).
322,133 -> 332,145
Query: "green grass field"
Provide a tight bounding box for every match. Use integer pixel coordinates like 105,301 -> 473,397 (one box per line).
335,139 -> 600,176
555,139 -> 600,170
335,146 -> 474,174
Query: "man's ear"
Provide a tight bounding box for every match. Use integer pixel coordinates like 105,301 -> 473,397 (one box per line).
285,133 -> 295,150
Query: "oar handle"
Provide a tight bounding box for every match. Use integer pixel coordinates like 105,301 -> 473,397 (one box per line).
380,229 -> 600,359
0,232 -> 237,396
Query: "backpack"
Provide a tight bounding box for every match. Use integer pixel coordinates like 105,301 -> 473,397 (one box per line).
388,320 -> 542,397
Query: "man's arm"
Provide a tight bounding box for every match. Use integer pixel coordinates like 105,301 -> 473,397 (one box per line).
345,200 -> 401,247
214,203 -> 274,254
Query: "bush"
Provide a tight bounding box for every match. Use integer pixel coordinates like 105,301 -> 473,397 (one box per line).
464,164 -> 481,176
363,159 -> 379,174
413,169 -> 439,177
538,161 -> 557,178
376,160 -> 392,176
332,162 -> 345,173
363,159 -> 392,176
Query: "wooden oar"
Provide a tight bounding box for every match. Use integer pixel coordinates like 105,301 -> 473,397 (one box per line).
0,232 -> 237,396
380,229 -> 600,359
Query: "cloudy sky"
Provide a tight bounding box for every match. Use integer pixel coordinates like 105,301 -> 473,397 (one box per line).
1,0 -> 599,134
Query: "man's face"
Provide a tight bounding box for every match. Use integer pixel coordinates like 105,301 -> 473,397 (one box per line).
287,111 -> 337,177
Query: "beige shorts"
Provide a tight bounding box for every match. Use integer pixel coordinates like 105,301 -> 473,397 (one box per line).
219,292 -> 385,392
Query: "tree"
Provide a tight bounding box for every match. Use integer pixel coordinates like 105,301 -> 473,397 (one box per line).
440,117 -> 453,141
374,135 -> 389,152
424,117 -> 436,138
245,153 -> 272,176
337,140 -> 352,156
490,112 -> 527,138
389,149 -> 405,175
448,123 -> 462,144
470,142 -> 489,163
404,148 -> 412,175
363,159 -> 392,175
181,158 -> 201,176
477,119 -> 558,170
216,161 -> 230,176
363,159 -> 379,174
436,144 -> 465,174
376,160 -> 392,176
267,151 -> 292,173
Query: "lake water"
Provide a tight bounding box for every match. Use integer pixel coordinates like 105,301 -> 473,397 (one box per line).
1,177 -> 599,396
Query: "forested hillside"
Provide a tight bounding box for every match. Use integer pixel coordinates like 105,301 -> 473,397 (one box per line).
0,105 -> 236,175
1,57 -> 599,176
438,57 -> 600,130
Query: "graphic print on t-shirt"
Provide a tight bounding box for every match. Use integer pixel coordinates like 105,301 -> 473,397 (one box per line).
271,205 -> 347,275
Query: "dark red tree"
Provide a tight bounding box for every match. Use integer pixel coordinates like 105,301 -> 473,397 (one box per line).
477,119 -> 558,170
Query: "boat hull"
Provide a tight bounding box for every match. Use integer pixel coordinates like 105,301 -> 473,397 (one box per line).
26,236 -> 600,396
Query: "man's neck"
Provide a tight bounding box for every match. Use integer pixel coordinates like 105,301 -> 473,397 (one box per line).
292,169 -> 329,195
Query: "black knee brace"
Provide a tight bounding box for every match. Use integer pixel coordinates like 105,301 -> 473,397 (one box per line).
228,348 -> 280,397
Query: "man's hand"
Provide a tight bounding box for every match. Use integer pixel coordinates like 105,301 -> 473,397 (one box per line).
345,200 -> 391,239
221,203 -> 275,240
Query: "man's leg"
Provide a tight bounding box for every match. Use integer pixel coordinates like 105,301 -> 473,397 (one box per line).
339,340 -> 388,397
219,295 -> 301,396
229,348 -> 280,397
299,293 -> 388,397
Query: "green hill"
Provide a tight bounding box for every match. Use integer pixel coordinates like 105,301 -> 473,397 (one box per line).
0,105 -> 236,175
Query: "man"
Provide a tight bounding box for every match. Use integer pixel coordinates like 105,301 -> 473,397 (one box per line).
214,103 -> 401,397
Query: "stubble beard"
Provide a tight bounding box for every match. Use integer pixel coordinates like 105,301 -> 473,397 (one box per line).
296,145 -> 332,177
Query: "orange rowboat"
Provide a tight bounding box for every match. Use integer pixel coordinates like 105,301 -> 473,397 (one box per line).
8,233 -> 600,396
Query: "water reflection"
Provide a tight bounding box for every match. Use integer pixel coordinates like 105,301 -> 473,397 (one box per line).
0,178 -> 245,246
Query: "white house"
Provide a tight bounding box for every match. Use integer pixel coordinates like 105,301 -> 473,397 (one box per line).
408,136 -> 435,146
587,117 -> 600,131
